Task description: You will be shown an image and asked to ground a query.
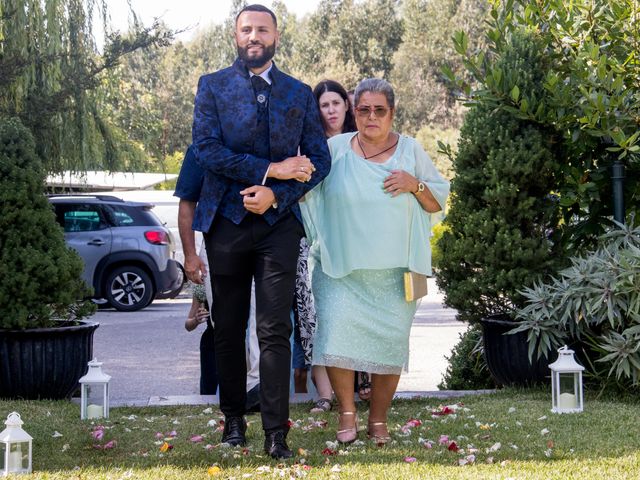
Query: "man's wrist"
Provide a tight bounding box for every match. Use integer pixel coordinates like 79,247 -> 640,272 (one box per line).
267,162 -> 279,179
266,187 -> 278,209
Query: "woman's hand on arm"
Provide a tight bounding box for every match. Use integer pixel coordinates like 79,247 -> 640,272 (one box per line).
383,170 -> 419,197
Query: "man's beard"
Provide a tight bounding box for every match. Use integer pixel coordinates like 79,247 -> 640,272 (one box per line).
237,41 -> 276,68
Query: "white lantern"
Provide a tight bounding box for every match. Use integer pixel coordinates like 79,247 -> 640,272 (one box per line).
549,345 -> 584,413
0,412 -> 33,476
79,358 -> 111,420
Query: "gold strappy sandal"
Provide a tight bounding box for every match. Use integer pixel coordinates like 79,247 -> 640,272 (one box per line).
367,421 -> 391,446
336,411 -> 358,444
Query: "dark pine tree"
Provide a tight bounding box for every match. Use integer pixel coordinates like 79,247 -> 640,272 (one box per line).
0,117 -> 94,329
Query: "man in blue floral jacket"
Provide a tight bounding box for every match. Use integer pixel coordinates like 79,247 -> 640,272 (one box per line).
191,4 -> 330,459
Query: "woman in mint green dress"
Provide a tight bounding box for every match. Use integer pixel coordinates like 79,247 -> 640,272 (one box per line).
301,78 -> 449,445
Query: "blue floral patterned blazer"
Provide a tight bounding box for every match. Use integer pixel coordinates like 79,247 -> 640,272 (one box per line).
191,58 -> 331,233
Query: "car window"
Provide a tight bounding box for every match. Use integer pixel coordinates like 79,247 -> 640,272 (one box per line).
110,207 -> 135,226
104,204 -> 163,227
54,204 -> 108,232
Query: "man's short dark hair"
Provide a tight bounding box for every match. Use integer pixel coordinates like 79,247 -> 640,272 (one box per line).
236,4 -> 278,28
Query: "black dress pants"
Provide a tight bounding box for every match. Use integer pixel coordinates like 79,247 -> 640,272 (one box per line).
204,212 -> 303,433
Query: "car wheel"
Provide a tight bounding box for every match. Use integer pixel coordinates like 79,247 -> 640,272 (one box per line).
104,266 -> 154,311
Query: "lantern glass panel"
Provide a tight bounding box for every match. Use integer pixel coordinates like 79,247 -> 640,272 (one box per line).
6,441 -> 29,473
557,373 -> 578,409
85,385 -> 105,419
0,442 -> 6,471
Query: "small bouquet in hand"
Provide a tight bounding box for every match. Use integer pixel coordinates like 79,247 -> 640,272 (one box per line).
191,283 -> 209,311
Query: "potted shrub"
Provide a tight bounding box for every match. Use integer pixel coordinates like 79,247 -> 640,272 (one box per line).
0,117 -> 97,400
435,31 -> 565,386
512,221 -> 640,387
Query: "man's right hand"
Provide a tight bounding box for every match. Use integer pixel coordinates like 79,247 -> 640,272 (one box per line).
269,155 -> 316,182
184,253 -> 207,284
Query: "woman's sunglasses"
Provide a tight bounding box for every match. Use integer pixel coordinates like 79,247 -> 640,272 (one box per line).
355,106 -> 390,118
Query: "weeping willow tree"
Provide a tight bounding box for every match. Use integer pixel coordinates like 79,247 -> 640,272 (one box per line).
0,0 -> 174,173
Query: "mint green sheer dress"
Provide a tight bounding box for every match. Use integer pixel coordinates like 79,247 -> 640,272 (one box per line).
301,132 -> 449,374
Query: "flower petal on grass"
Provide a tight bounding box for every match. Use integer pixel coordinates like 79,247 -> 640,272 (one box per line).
207,465 -> 222,476
322,447 -> 338,456
52,431 -> 63,438
325,440 -> 339,450
486,442 -> 501,453
404,456 -> 417,463
541,428 -> 550,436
438,435 -> 449,445
159,442 -> 173,452
447,441 -> 459,452
190,435 -> 205,443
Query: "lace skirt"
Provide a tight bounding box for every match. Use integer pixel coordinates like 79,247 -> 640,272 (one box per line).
293,238 -> 316,364
309,260 -> 417,375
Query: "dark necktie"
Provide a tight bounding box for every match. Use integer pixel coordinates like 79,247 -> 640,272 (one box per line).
251,75 -> 270,106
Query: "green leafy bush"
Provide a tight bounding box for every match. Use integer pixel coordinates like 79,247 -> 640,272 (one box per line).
448,0 -> 640,248
0,117 -> 94,329
430,221 -> 448,271
438,325 -> 496,390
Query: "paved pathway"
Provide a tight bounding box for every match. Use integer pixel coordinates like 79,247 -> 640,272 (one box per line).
91,279 -> 468,406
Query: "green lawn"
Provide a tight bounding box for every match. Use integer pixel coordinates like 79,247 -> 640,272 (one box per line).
1,389 -> 638,479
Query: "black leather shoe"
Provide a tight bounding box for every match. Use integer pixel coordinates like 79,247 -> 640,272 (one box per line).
245,383 -> 261,413
264,430 -> 293,459
221,416 -> 246,446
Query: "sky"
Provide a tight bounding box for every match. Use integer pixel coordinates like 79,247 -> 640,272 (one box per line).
106,0 -> 322,41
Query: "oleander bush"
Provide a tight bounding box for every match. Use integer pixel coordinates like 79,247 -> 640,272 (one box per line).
512,221 -> 640,387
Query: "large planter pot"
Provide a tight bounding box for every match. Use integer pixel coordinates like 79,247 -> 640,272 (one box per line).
480,314 -> 549,387
0,320 -> 99,400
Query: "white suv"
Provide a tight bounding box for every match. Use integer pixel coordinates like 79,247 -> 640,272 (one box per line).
49,194 -> 184,311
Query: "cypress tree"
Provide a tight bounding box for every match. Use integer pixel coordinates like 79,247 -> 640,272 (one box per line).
435,31 -> 565,324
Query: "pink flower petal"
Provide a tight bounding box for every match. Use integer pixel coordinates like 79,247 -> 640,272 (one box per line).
404,456 -> 417,463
